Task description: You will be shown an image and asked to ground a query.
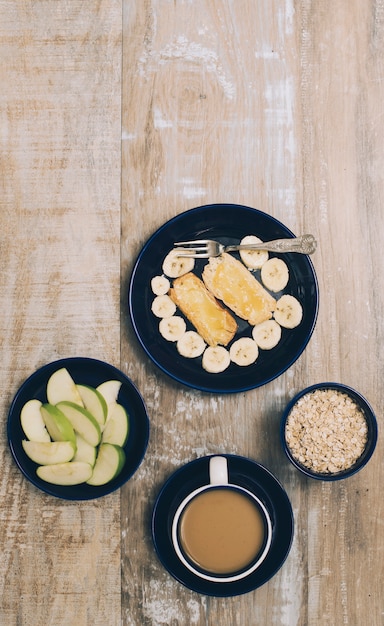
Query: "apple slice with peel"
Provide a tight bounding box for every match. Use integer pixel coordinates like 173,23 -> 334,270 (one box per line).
46,367 -> 84,406
56,401 -> 101,447
22,440 -> 76,465
76,384 -> 107,426
37,461 -> 93,485
101,403 -> 129,446
86,443 -> 125,486
73,434 -> 97,467
40,404 -> 76,445
20,399 -> 51,442
96,380 -> 122,407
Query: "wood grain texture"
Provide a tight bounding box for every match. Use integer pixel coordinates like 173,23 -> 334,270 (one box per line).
121,1 -> 383,625
0,2 -> 122,625
1,0 -> 383,625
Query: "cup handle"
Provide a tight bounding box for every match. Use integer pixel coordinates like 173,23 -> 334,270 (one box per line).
209,456 -> 229,485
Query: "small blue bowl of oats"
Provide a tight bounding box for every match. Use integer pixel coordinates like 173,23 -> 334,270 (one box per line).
281,382 -> 378,480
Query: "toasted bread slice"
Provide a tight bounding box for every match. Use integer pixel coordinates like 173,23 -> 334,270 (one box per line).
169,272 -> 237,347
202,253 -> 276,325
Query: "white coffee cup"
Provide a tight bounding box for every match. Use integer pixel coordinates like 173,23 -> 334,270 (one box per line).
171,456 -> 273,583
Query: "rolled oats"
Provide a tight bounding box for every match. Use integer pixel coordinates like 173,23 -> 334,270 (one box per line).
285,388 -> 368,473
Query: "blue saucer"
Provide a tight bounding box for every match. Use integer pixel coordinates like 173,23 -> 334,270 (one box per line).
151,454 -> 294,597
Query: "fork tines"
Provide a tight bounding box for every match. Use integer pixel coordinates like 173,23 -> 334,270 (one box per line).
173,240 -> 211,257
174,240 -> 210,246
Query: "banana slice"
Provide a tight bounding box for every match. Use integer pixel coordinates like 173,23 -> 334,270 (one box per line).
260,257 -> 289,292
162,249 -> 195,278
177,331 -> 206,358
229,337 -> 259,366
239,235 -> 269,269
159,316 -> 187,342
274,294 -> 303,328
151,294 -> 177,318
252,319 -> 282,350
151,275 -> 170,295
202,346 -> 231,373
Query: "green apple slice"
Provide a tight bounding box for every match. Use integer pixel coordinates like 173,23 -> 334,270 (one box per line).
22,440 -> 76,465
96,380 -> 122,407
37,461 -> 93,485
20,399 -> 51,442
101,402 -> 129,446
73,434 -> 97,467
86,443 -> 125,486
76,384 -> 107,426
40,404 -> 76,445
46,367 -> 84,406
56,401 -> 101,447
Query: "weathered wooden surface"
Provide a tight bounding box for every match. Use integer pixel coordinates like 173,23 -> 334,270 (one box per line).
0,2 -> 122,625
121,2 -> 384,625
1,1 -> 383,625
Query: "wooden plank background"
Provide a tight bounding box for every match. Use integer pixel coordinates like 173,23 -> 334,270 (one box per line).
1,1 -> 383,625
0,2 -> 122,625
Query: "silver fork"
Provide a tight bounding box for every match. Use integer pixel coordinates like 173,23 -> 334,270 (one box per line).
174,234 -> 317,258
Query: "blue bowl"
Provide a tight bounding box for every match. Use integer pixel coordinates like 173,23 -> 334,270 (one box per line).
280,382 -> 378,480
7,357 -> 150,500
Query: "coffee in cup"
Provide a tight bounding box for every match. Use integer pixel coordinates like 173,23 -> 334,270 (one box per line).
171,456 -> 272,582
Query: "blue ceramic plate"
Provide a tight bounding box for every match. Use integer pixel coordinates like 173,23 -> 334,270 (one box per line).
7,357 -> 150,500
129,204 -> 319,393
151,454 -> 294,597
